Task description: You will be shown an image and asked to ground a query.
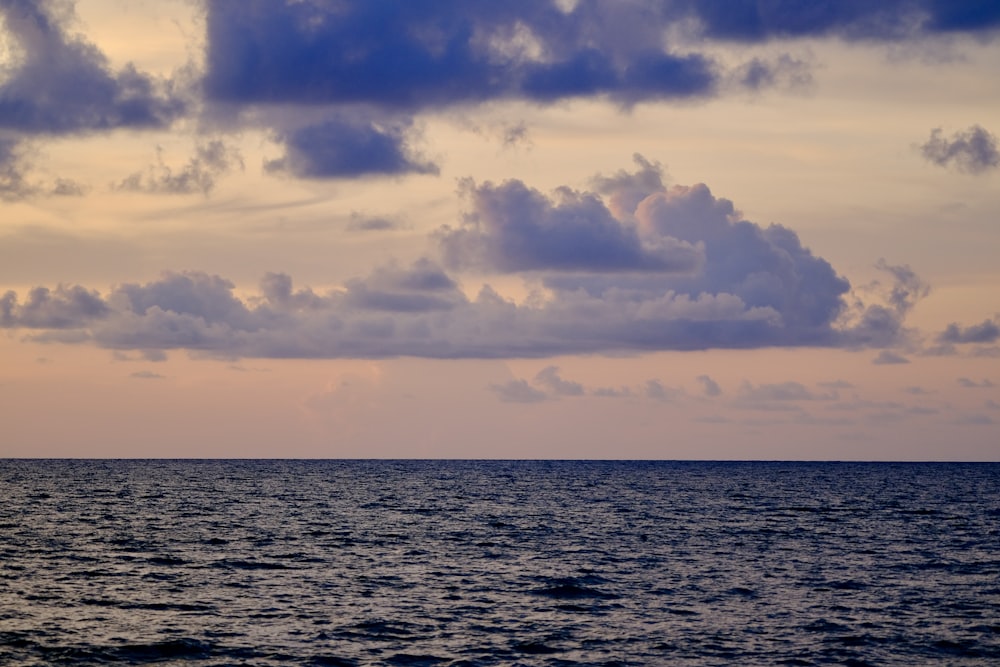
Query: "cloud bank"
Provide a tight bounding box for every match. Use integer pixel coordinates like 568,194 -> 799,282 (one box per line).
1,161 -> 930,359
203,1 -> 999,111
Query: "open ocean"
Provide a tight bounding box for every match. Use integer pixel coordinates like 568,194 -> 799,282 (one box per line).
1,460 -> 998,666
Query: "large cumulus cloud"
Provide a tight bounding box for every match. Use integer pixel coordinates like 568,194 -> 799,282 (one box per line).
2,160 -> 928,358
450,156 -> 852,343
436,178 -> 703,273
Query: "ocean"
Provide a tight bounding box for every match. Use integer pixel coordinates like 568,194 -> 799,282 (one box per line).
1,460 -> 998,666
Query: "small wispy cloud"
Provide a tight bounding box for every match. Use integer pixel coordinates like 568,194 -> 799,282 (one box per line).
920,125 -> 1000,174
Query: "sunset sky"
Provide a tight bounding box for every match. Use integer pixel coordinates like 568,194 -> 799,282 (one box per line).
1,0 -> 999,459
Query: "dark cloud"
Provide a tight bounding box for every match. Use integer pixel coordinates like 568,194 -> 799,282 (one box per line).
0,0 -> 184,135
938,318 -> 1000,344
920,125 -> 1000,173
675,0 -> 1000,41
203,1 -> 997,119
264,117 -> 438,179
114,141 -> 244,195
204,1 -> 723,111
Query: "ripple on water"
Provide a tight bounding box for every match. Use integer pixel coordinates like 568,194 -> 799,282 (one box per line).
0,460 -> 998,666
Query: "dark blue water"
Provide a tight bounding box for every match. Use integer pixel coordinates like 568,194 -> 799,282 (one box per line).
1,460 -> 998,666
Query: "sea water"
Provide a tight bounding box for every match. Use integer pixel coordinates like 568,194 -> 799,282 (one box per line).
1,460 -> 998,665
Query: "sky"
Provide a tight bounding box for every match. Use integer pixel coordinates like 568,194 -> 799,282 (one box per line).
1,0 -> 999,460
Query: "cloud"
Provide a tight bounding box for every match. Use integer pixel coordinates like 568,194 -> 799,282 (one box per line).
202,1 -> 999,119
643,379 -> 682,401
732,54 -> 813,92
1,284 -> 108,328
347,213 -> 408,232
342,259 -> 465,313
838,259 -> 930,348
952,413 -> 995,425
114,141 -> 244,195
50,177 -> 86,197
938,318 -> 1000,344
593,385 -> 634,398
696,374 -> 722,397
203,1 -> 725,111
264,116 -> 438,179
0,0 -> 184,135
494,367 -> 678,402
0,137 -> 35,200
114,349 -> 169,363
437,177 -> 703,273
873,350 -> 910,365
957,377 -> 995,388
590,153 -> 669,221
739,381 -> 835,402
678,0 -> 1000,41
536,169 -> 858,346
920,125 -> 1000,173
130,370 -> 165,380
0,163 -> 936,359
534,366 -> 585,396
490,379 -> 548,403
0,138 -> 85,200
500,122 -> 531,149
819,380 -> 854,389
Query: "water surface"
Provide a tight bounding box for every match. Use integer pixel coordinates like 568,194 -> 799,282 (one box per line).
1,460 -> 998,665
